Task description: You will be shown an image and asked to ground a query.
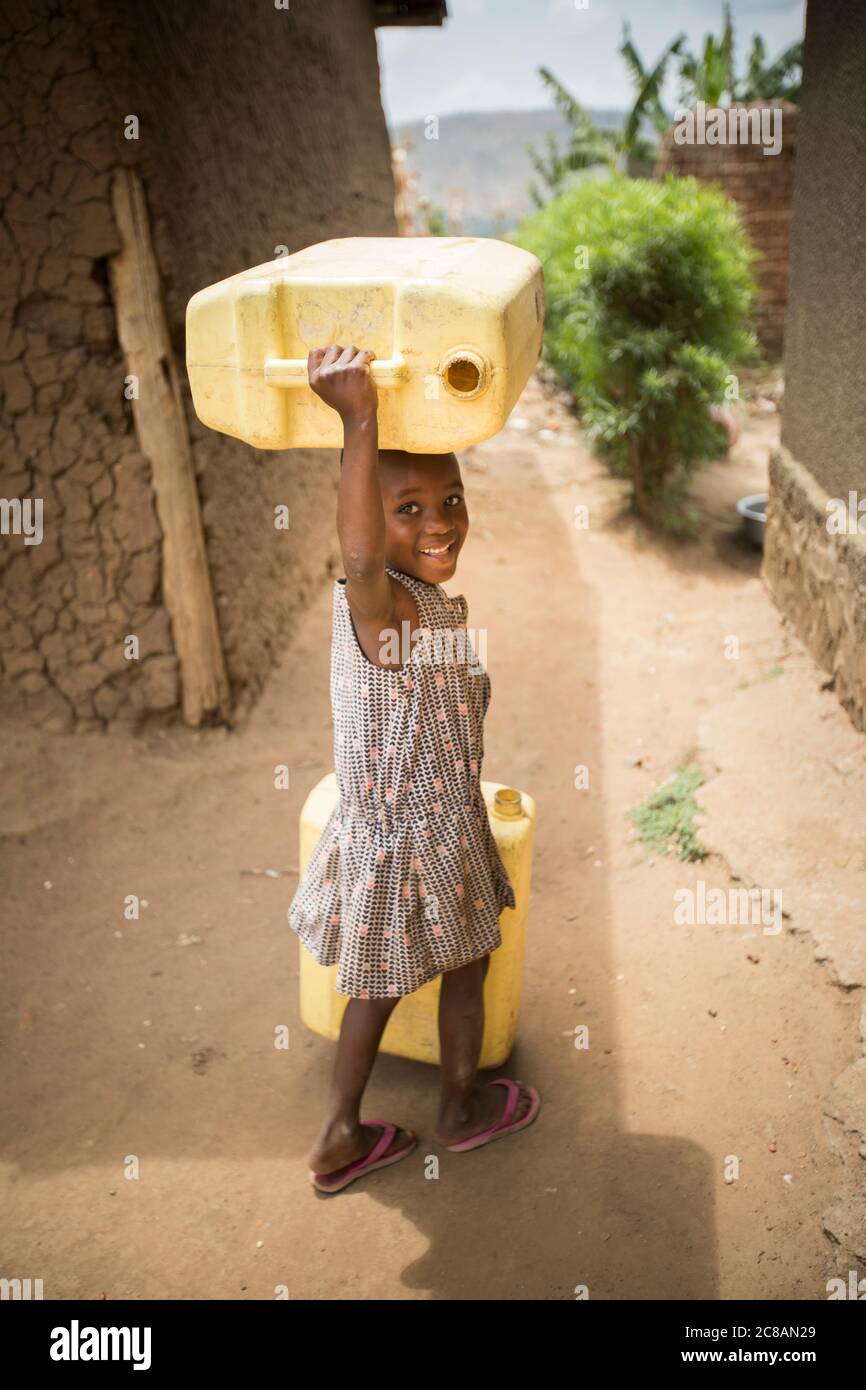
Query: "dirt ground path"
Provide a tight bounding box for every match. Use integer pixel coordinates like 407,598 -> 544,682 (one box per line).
2,375 -> 859,1300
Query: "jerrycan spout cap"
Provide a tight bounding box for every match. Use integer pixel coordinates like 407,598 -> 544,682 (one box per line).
493,787 -> 523,819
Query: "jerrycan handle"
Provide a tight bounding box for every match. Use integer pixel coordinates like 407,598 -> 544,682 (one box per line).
264,354 -> 408,388
264,347 -> 490,398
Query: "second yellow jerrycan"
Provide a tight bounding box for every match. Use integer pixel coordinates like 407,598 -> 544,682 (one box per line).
185,236 -> 544,453
295,772 -> 536,1069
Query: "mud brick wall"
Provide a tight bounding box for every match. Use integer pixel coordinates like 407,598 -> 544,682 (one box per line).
0,0 -> 397,729
655,102 -> 798,360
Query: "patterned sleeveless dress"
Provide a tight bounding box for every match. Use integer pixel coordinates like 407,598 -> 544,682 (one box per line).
287,565 -> 516,999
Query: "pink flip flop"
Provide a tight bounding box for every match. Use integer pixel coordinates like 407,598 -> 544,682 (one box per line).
309,1122 -> 417,1194
443,1078 -> 541,1153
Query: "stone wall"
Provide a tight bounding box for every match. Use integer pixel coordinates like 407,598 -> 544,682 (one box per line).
655,101 -> 798,360
764,447 -> 866,733
0,0 -> 397,729
762,0 -> 866,734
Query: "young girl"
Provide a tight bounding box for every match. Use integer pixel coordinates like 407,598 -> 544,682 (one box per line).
288,344 -> 540,1194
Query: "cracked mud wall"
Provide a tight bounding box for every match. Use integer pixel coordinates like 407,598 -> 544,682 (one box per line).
0,1 -> 162,729
0,0 -> 397,728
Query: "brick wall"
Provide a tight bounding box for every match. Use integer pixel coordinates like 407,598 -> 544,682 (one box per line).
655,101 -> 798,360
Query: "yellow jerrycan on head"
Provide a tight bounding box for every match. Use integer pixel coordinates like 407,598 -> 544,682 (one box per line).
185,236 -> 544,452
296,773 -> 536,1069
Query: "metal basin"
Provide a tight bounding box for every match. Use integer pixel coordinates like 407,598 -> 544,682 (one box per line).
736,493 -> 768,548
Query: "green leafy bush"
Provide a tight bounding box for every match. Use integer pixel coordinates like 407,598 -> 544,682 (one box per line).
514,173 -> 760,529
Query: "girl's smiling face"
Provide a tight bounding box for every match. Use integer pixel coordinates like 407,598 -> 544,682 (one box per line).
378,450 -> 468,583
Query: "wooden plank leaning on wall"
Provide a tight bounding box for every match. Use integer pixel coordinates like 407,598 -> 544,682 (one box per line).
109,166 -> 230,726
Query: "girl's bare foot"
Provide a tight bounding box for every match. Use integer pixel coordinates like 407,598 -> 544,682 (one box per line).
308,1118 -> 414,1176
434,1079 -> 535,1147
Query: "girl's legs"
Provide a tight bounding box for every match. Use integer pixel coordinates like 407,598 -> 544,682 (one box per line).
434,954 -> 534,1144
308,996 -> 413,1174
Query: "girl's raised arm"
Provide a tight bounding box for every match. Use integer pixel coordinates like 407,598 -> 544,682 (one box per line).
307,345 -> 391,624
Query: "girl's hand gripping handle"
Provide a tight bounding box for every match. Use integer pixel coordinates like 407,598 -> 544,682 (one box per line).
307,345 -> 378,427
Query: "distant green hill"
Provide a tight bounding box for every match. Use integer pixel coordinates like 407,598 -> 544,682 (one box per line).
392,107 -> 627,235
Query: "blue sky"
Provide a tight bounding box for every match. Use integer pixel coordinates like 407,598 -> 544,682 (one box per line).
377,0 -> 805,127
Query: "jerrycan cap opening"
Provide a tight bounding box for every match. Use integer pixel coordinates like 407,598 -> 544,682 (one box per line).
440,347 -> 490,401
493,787 -> 523,819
